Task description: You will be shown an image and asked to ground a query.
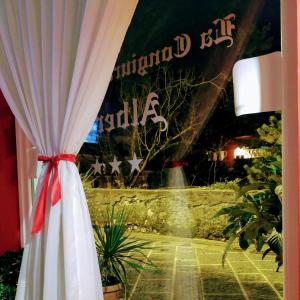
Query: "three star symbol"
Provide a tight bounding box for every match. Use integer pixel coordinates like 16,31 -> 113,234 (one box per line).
91,153 -> 143,175
91,158 -> 101,175
91,158 -> 105,175
109,156 -> 122,174
128,153 -> 143,173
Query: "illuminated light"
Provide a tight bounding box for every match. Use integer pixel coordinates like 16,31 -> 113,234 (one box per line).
234,147 -> 252,159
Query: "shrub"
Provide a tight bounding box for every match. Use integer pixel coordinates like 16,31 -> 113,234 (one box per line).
0,250 -> 23,299
215,114 -> 282,271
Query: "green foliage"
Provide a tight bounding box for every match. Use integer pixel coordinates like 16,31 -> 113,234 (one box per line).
0,283 -> 15,300
0,250 -> 23,299
215,114 -> 282,271
263,229 -> 282,272
207,179 -> 241,191
94,206 -> 157,287
244,115 -> 282,188
216,190 -> 281,267
78,165 -> 98,200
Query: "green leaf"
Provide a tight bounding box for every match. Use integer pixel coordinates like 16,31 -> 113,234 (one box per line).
262,248 -> 272,260
256,236 -> 265,252
239,233 -> 250,250
267,230 -> 282,256
223,222 -> 239,236
222,236 -> 237,267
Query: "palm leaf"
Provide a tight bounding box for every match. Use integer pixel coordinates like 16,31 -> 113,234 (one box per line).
222,235 -> 237,267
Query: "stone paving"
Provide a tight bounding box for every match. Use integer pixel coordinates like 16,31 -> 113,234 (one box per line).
124,233 -> 283,300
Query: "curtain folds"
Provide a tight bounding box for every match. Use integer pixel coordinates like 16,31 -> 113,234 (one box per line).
0,1 -> 137,299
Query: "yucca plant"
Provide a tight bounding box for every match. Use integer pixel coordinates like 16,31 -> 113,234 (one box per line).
94,206 -> 156,288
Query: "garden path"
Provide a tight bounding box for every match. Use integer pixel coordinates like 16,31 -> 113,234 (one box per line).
125,233 -> 283,300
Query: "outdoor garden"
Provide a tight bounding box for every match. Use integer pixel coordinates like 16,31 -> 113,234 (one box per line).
0,113 -> 283,300
85,113 -> 283,300
0,1 -> 283,299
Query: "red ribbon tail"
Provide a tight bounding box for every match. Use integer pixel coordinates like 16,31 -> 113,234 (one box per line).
31,164 -> 51,234
51,165 -> 61,206
32,154 -> 76,234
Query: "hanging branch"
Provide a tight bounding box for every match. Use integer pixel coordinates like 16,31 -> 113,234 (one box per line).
118,67 -> 227,187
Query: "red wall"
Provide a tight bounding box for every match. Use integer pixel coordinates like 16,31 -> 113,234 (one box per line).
0,91 -> 20,255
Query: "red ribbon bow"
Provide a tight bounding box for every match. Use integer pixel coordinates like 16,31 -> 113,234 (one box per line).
31,154 -> 76,234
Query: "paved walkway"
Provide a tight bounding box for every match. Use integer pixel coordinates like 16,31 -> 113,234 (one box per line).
125,233 -> 283,300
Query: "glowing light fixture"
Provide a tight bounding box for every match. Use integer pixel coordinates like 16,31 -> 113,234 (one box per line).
234,147 -> 252,159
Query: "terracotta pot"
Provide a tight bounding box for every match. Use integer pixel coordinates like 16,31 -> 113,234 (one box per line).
103,283 -> 122,300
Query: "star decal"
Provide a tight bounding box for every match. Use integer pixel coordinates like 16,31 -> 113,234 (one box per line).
109,156 -> 121,174
128,153 -> 143,173
91,157 -> 102,175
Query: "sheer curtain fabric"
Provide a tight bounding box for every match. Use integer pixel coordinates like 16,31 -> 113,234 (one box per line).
0,0 -> 137,299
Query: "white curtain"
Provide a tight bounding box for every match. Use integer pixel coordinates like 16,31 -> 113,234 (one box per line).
0,1 -> 137,299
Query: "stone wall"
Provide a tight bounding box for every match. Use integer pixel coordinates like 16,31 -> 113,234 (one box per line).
87,188 -> 237,239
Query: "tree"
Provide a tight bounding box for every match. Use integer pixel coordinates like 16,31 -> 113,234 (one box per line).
105,68 -> 227,187
245,114 -> 282,188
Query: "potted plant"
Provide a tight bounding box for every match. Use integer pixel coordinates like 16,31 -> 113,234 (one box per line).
93,206 -> 156,299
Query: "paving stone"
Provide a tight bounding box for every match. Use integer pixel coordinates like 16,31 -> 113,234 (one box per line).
134,279 -> 172,293
229,261 -> 258,273
279,291 -> 283,297
202,278 -> 242,294
200,264 -> 233,273
154,249 -> 176,255
260,269 -> 284,282
154,246 -> 176,252
174,275 -> 201,288
125,233 -> 283,300
251,259 -> 279,270
197,253 -> 222,264
177,251 -> 196,259
175,272 -> 201,286
204,294 -> 246,300
226,252 -> 249,261
131,253 -> 151,260
131,292 -> 171,300
152,261 -> 174,268
177,246 -> 194,252
176,265 -> 198,273
243,281 -> 281,300
238,273 -> 267,282
141,266 -> 173,279
173,281 -> 202,300
176,259 -> 198,266
246,252 -> 275,261
149,253 -> 175,262
126,283 -> 135,294
273,282 -> 283,293
126,271 -> 140,284
201,272 -> 236,281
196,248 -> 222,254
